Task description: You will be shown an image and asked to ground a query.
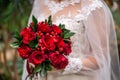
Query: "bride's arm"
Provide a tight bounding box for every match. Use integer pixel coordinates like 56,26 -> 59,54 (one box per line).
81,4 -> 111,71
81,56 -> 99,70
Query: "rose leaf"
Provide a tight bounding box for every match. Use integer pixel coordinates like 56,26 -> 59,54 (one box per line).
10,41 -> 21,48
33,64 -> 42,73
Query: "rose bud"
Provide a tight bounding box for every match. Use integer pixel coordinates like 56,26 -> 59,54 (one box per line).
30,22 -> 34,27
55,51 -> 60,54
41,47 -> 45,51
37,47 -> 41,50
39,39 -> 42,43
51,31 -> 55,35
59,48 -> 63,52
46,33 -> 50,36
50,35 -> 53,37
38,43 -> 42,46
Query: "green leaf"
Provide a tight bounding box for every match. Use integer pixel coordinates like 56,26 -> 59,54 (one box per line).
32,15 -> 38,25
59,24 -> 65,30
40,63 -> 47,77
41,68 -> 47,77
63,32 -> 75,39
14,31 -> 22,41
29,35 -> 38,49
48,15 -> 52,26
59,24 -> 75,39
44,60 -> 52,71
63,29 -> 70,34
10,41 -> 21,48
35,44 -> 38,48
29,40 -> 38,49
34,64 -> 42,73
32,15 -> 38,31
45,64 -> 52,71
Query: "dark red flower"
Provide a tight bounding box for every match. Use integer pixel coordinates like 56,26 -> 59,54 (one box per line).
44,35 -> 55,51
20,27 -> 36,44
20,27 -> 32,35
37,22 -> 51,33
56,38 -> 65,48
52,24 -> 62,34
49,52 -> 68,69
63,43 -> 72,55
28,51 -> 47,66
17,45 -> 32,59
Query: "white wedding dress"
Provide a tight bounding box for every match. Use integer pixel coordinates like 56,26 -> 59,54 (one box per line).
22,0 -> 120,80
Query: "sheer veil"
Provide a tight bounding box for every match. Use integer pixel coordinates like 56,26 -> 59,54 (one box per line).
22,0 -> 120,80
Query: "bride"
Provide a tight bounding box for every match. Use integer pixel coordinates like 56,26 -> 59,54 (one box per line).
22,0 -> 120,80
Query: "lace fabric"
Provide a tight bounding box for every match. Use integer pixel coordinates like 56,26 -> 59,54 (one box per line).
75,0 -> 103,20
37,0 -> 103,22
44,0 -> 81,15
63,57 -> 83,74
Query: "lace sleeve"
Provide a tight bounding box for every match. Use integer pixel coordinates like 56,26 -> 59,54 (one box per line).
63,56 -> 83,74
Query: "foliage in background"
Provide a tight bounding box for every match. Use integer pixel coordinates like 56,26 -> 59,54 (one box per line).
105,0 -> 120,54
0,0 -> 32,80
110,0 -> 120,53
112,9 -> 120,53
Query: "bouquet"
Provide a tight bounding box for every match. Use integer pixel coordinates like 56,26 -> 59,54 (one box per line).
10,15 -> 75,79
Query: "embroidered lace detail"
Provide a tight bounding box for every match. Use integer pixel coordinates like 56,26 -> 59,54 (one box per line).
63,57 -> 83,74
75,0 -> 103,20
44,0 -> 102,21
44,0 -> 81,15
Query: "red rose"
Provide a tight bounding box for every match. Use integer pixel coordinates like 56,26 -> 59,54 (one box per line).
37,22 -> 51,33
28,51 -> 47,66
17,45 -> 32,59
49,52 -> 68,69
63,43 -> 72,55
56,38 -> 65,48
52,24 -> 62,34
44,35 -> 55,51
20,27 -> 36,44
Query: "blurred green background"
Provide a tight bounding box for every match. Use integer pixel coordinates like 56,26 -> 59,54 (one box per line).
0,0 -> 120,80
